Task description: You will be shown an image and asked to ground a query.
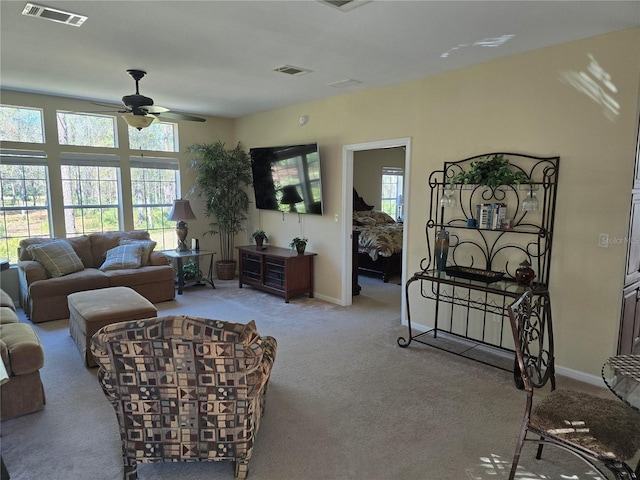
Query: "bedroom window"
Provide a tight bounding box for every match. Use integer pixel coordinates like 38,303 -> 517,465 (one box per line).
60,152 -> 122,236
381,167 -> 404,221
0,150 -> 51,262
131,156 -> 180,250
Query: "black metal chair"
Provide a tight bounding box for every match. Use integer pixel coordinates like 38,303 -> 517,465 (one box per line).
507,291 -> 640,480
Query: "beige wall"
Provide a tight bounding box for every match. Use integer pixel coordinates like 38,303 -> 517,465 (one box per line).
236,28 -> 640,378
2,28 -> 639,378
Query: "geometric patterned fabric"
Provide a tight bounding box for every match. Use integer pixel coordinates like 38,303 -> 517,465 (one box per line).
90,315 -> 277,480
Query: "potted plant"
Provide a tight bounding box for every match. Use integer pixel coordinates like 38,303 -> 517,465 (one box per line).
181,258 -> 202,280
187,141 -> 252,280
289,237 -> 308,255
252,230 -> 268,249
449,154 -> 530,188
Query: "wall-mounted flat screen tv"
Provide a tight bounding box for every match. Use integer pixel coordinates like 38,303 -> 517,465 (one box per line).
250,143 -> 323,215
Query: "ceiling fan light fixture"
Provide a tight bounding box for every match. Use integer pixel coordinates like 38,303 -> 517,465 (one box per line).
122,114 -> 154,130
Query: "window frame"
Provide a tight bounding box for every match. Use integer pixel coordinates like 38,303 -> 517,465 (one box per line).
0,149 -> 51,262
130,156 -> 180,251
0,104 -> 46,143
60,152 -> 123,236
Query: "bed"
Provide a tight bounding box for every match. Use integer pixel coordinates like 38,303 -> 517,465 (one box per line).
353,209 -> 403,283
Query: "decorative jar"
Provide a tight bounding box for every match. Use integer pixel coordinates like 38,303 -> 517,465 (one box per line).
515,260 -> 535,286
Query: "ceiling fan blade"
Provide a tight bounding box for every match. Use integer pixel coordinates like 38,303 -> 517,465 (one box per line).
91,101 -> 129,113
154,111 -> 206,122
141,105 -> 169,114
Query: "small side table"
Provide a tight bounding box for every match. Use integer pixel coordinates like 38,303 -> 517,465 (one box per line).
162,250 -> 216,295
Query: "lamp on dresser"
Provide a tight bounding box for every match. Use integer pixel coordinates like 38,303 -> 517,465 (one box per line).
168,199 -> 196,252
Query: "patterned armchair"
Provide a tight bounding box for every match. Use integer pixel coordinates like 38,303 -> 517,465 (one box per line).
91,315 -> 277,480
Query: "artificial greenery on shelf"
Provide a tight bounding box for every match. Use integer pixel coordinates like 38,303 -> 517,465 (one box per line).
449,154 -> 530,188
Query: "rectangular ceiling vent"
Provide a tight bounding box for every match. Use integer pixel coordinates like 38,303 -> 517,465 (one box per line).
274,65 -> 312,76
22,3 -> 87,27
319,0 -> 371,12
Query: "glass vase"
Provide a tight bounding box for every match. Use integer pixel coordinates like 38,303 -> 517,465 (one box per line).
434,229 -> 449,272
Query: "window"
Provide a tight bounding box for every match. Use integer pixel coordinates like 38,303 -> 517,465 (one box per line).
131,156 -> 180,250
0,150 -> 50,262
381,167 -> 404,221
128,122 -> 178,152
0,105 -> 45,143
60,153 -> 121,236
57,111 -> 117,147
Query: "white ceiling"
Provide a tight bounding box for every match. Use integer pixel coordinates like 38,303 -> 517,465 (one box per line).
1,0 -> 639,119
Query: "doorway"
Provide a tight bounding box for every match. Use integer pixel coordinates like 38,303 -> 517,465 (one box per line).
341,137 -> 411,321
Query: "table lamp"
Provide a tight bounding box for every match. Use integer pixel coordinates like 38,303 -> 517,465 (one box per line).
280,185 -> 303,212
168,199 -> 196,252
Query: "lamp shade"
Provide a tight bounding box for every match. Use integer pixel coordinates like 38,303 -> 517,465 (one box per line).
280,185 -> 303,205
168,199 -> 196,222
122,114 -> 154,130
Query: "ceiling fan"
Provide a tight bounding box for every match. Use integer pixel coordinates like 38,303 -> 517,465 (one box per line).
95,69 -> 206,130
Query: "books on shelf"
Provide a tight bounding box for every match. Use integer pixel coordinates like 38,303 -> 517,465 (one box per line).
475,203 -> 507,229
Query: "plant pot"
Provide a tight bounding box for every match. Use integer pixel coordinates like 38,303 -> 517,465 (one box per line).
295,244 -> 306,255
255,238 -> 264,249
216,260 -> 237,280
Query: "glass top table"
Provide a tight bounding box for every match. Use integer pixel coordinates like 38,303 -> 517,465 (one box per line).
601,354 -> 640,412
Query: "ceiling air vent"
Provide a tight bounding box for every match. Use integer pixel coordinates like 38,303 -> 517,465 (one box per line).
319,0 -> 371,12
274,65 -> 312,76
22,3 -> 87,27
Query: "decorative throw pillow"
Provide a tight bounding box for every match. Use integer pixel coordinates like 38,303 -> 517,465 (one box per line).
370,210 -> 396,224
354,216 -> 377,226
26,239 -> 85,278
99,244 -> 144,271
119,239 -> 157,266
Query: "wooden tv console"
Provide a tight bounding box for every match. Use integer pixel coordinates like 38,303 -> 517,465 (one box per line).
237,245 -> 316,302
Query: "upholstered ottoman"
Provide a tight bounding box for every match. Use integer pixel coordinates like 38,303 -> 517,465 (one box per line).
68,287 -> 157,367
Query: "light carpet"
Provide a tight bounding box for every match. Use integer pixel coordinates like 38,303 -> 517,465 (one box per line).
1,276 -> 632,480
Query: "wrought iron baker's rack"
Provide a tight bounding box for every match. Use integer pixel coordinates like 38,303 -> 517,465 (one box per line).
398,152 -> 559,374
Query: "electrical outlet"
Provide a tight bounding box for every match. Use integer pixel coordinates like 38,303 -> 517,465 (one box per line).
334,214 -> 339,223
598,233 -> 609,248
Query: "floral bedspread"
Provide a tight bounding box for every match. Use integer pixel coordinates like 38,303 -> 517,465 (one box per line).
353,210 -> 403,261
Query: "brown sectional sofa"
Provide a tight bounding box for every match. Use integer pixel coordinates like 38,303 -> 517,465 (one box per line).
0,288 -> 46,419
18,231 -> 176,323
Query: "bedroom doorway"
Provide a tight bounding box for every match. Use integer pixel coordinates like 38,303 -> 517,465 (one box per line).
341,137 -> 411,320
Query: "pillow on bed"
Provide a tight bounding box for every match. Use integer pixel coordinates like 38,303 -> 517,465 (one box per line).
368,210 -> 396,225
354,215 -> 377,226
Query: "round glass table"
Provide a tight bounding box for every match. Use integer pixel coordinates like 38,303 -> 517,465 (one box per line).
601,354 -> 640,412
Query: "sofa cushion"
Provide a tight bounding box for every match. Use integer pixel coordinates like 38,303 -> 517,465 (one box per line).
0,307 -> 19,325
28,268 -> 110,298
27,239 -> 85,278
99,244 -> 144,271
89,231 -> 150,268
103,264 -> 174,286
0,323 -> 44,375
19,236 -> 93,267
119,239 -> 157,266
0,289 -> 15,311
